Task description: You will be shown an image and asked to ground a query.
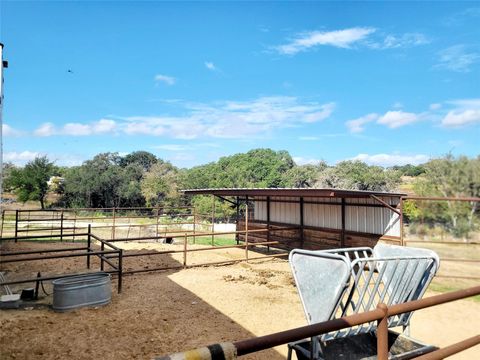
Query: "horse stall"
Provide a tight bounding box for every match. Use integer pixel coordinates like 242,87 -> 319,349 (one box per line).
183,188 -> 405,251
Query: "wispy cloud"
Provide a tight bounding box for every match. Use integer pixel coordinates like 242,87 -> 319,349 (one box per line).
276,27 -> 376,55
154,74 -> 176,85
370,33 -> 430,49
377,110 -> 420,128
346,113 -> 378,133
204,61 -> 217,71
351,153 -> 429,167
275,27 -> 429,55
34,119 -> 117,137
153,144 -> 192,152
435,45 -> 480,72
119,97 -> 336,139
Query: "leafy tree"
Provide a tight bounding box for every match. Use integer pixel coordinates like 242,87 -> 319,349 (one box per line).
282,162 -> 327,188
119,151 -> 158,171
413,154 -> 480,238
390,164 -> 426,177
141,160 -> 180,206
316,161 -> 401,191
6,156 -> 56,209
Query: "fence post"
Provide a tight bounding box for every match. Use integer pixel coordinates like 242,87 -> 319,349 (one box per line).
0,209 -> 5,238
245,204 -> 249,261
87,224 -> 91,269
14,210 -> 18,242
112,207 -> 116,240
183,233 -> 188,268
193,207 -> 196,245
211,195 -> 215,246
376,303 -> 389,360
118,249 -> 123,293
60,211 -> 64,242
100,241 -> 105,271
155,206 -> 160,241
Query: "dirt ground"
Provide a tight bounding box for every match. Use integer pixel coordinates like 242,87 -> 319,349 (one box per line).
1,241 -> 479,360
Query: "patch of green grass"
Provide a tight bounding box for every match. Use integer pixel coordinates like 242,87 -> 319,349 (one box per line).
429,282 -> 480,303
191,235 -> 237,246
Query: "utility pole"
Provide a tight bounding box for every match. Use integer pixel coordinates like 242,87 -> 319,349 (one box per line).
0,43 -> 8,207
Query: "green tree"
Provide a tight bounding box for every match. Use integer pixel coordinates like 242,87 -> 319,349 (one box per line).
119,151 -> 158,171
282,162 -> 327,188
141,160 -> 180,206
316,161 -> 401,191
413,155 -> 480,238
6,156 -> 56,209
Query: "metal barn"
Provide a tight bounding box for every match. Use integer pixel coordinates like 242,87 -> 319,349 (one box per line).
183,188 -> 406,250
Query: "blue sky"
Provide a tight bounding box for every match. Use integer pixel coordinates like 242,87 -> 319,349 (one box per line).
1,1 -> 479,168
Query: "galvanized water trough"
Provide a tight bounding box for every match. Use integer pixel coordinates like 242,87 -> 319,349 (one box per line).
52,272 -> 111,312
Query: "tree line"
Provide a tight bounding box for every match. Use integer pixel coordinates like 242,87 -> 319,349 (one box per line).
3,149 -> 479,238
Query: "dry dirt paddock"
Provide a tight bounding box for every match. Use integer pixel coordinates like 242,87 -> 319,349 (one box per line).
0,241 -> 479,360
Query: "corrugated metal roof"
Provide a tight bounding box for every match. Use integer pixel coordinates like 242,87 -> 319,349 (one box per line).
181,188 -> 406,198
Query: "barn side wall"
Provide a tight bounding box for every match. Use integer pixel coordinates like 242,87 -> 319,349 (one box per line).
236,220 -> 401,251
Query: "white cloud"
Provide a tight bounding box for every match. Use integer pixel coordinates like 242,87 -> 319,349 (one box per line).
205,62 -> 216,71
376,33 -> 430,49
4,151 -> 41,164
34,122 -> 56,137
276,27 -> 429,55
154,74 -> 176,85
429,103 -> 442,110
276,27 -> 376,54
442,109 -> 480,127
2,124 -> 22,137
120,96 -> 335,139
435,45 -> 480,72
346,113 -> 378,133
441,98 -> 480,127
293,156 -> 323,166
351,153 -> 429,167
299,136 -> 319,141
33,119 -> 118,137
377,111 -> 419,128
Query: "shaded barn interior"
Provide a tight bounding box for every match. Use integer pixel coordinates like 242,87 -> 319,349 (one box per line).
183,188 -> 406,251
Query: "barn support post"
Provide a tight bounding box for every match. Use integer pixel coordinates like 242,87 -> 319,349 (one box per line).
300,197 -> 304,249
266,196 -> 271,252
236,196 -> 240,245
245,203 -> 249,261
341,198 -> 346,247
211,194 -> 215,246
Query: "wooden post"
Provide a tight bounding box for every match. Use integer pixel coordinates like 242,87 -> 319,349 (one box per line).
60,211 -> 64,242
118,249 -> 123,293
14,210 -> 18,242
245,204 -> 249,261
183,233 -> 188,268
155,207 -> 160,241
112,207 -> 116,240
211,195 -> 215,246
193,207 -> 197,244
87,224 -> 91,269
0,209 -> 5,238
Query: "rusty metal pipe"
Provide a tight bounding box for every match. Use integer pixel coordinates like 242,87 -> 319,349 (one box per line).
0,249 -> 119,264
0,246 -> 88,256
413,335 -> 480,360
